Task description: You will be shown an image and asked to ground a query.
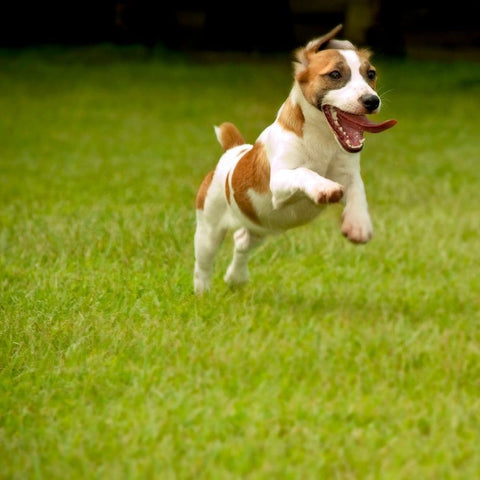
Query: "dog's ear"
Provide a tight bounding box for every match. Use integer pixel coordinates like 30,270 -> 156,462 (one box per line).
294,24 -> 357,73
295,24 -> 343,66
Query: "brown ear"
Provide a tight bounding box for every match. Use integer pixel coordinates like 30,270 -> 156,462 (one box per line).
295,24 -> 343,66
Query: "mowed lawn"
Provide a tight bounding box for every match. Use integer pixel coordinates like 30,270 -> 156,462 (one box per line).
1,44 -> 479,478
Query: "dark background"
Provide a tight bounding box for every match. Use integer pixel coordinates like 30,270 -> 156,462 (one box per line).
1,0 -> 479,59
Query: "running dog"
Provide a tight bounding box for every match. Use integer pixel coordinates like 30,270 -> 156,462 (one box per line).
194,24 -> 396,293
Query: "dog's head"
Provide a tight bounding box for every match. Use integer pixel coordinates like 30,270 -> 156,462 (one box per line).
294,24 -> 396,153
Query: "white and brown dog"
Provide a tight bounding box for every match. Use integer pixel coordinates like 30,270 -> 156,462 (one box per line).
194,24 -> 396,294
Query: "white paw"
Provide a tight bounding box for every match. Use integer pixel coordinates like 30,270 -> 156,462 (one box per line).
224,264 -> 250,287
194,277 -> 210,294
341,212 -> 373,244
313,182 -> 344,204
194,267 -> 211,294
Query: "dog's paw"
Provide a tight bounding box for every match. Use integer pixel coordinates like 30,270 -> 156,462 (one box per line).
341,212 -> 373,244
314,182 -> 344,204
224,265 -> 250,287
194,276 -> 210,295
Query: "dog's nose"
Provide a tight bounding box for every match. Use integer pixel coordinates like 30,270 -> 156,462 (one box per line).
360,94 -> 380,112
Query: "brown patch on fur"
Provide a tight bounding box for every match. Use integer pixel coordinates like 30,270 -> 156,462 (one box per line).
225,172 -> 231,204
358,48 -> 372,61
216,122 -> 245,151
196,170 -> 214,210
357,49 -> 377,88
278,98 -> 305,137
296,50 -> 351,107
231,142 -> 270,225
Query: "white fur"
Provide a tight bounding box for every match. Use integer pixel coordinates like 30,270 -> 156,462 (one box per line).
194,47 -> 378,294
323,50 -> 380,114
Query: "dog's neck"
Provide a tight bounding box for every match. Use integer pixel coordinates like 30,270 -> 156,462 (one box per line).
289,81 -> 324,125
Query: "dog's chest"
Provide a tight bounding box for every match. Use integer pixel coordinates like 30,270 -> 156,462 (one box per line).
300,123 -> 342,177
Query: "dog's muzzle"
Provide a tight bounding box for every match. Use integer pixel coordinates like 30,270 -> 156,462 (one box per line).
360,94 -> 380,113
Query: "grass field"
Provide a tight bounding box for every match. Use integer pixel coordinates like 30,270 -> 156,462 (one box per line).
1,44 -> 480,478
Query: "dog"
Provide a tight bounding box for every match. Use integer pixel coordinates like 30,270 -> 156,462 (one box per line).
194,24 -> 396,294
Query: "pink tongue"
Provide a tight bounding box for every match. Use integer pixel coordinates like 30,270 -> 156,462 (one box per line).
337,110 -> 397,133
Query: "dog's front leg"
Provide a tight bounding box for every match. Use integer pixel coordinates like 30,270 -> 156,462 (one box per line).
270,167 -> 344,209
340,173 -> 373,244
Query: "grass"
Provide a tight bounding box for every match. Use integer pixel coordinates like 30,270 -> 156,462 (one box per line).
1,43 -> 480,478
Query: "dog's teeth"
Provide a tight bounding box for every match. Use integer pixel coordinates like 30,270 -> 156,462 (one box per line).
327,106 -> 364,150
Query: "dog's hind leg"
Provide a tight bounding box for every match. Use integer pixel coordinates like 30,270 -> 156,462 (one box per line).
194,211 -> 226,294
224,228 -> 263,288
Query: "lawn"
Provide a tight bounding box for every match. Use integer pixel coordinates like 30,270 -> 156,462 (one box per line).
1,44 -> 479,479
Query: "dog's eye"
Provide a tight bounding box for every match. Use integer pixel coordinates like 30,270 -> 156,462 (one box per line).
328,70 -> 342,80
367,69 -> 376,80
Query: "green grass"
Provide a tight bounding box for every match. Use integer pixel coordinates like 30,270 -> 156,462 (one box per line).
1,44 -> 480,479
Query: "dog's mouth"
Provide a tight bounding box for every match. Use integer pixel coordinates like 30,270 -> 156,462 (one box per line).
322,105 -> 397,153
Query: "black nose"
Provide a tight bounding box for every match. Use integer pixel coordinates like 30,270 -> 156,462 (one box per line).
360,94 -> 380,112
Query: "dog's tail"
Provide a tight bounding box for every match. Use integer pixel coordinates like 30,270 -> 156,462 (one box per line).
214,122 -> 245,151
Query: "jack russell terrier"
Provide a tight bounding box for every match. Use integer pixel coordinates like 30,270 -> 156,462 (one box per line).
194,24 -> 396,294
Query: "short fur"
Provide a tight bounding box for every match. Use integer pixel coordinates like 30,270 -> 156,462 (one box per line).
194,25 -> 393,293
